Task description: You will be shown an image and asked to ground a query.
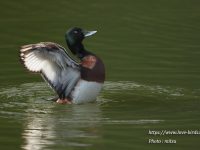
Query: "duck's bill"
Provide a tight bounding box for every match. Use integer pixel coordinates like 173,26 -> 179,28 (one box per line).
83,30 -> 97,37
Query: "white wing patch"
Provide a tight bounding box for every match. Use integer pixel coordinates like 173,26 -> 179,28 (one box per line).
42,60 -> 57,82
23,51 -> 44,72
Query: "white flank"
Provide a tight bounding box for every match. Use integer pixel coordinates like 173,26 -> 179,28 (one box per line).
71,80 -> 103,104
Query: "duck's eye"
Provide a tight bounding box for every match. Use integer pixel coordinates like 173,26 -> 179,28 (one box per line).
74,31 -> 78,34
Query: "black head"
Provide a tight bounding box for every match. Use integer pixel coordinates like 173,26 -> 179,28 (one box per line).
65,27 -> 97,56
65,27 -> 84,46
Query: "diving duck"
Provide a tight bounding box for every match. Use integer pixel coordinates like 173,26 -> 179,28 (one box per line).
20,27 -> 105,104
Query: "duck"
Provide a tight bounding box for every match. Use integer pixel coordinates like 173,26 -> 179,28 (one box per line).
20,27 -> 105,104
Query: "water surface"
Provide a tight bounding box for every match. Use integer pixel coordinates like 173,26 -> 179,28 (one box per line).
0,0 -> 200,149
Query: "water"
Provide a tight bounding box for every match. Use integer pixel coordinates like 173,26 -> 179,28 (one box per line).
0,0 -> 200,149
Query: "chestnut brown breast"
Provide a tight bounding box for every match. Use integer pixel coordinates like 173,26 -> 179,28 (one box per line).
80,55 -> 105,83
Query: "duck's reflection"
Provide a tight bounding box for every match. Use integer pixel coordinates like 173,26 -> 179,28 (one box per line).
21,103 -> 102,150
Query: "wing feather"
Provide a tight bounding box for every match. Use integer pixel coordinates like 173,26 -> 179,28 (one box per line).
20,42 -> 80,98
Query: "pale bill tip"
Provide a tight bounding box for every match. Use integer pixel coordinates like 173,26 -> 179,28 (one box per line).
84,31 -> 97,37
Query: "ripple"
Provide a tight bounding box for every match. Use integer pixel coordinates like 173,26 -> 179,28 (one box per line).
0,81 -> 167,150
103,81 -> 200,99
54,119 -> 163,125
0,81 -> 199,104
0,82 -> 53,99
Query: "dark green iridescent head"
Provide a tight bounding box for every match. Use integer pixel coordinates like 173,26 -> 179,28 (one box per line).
65,27 -> 97,57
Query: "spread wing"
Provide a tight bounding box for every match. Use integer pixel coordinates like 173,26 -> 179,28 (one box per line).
20,42 -> 80,98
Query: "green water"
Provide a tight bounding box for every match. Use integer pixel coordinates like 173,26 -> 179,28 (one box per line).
0,0 -> 200,149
